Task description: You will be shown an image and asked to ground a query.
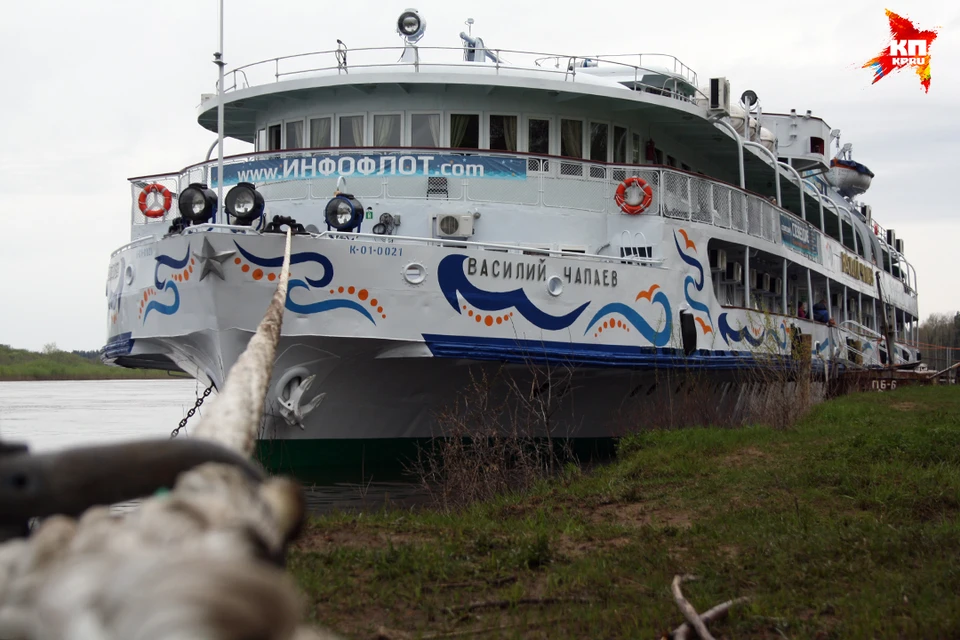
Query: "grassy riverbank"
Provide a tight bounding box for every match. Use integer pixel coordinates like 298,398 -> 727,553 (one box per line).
0,344 -> 181,381
290,385 -> 960,638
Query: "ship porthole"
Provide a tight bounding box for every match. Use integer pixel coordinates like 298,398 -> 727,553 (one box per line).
547,275 -> 563,297
403,262 -> 426,285
124,264 -> 135,285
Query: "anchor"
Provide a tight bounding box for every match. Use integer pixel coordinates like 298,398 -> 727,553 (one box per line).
275,367 -> 325,429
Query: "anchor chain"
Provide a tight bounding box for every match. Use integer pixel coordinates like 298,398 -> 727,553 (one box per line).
171,384 -> 214,439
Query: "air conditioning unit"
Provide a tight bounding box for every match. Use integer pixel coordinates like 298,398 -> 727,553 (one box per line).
749,268 -> 759,290
708,248 -> 727,272
434,214 -> 475,238
760,273 -> 771,293
861,204 -> 872,222
708,77 -> 731,116
723,261 -> 742,283
773,277 -> 783,295
886,228 -> 896,248
895,238 -> 904,254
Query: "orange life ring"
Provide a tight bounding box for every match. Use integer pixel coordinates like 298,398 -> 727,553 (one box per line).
138,183 -> 173,218
614,176 -> 654,215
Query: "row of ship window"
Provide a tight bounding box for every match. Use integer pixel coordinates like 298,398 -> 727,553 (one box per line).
255,112 -> 687,168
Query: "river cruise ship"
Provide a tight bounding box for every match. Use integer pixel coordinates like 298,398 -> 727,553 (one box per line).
104,10 -> 920,469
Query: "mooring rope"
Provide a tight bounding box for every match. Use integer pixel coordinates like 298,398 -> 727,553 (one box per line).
171,383 -> 215,438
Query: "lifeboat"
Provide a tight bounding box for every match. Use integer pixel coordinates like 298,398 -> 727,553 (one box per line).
828,156 -> 874,198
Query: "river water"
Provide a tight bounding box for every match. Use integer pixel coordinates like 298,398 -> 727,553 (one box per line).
0,379 -> 425,513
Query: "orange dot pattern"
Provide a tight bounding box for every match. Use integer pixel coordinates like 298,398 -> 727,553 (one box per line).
593,316 -> 631,339
137,287 -> 159,321
322,284 -> 388,319
461,304 -> 512,329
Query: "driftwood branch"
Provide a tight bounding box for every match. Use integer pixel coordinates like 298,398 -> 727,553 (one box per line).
671,596 -> 751,640
671,575 -> 714,640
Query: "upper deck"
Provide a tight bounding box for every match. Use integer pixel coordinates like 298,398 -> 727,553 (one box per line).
198,46 -> 705,143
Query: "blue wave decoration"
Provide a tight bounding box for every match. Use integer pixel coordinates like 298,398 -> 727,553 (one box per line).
816,338 -> 832,354
143,281 -> 180,323
285,279 -> 375,323
673,233 -> 713,327
774,321 -> 788,350
717,312 -> 765,347
108,257 -> 125,314
582,292 -> 673,348
234,241 -> 334,288
154,245 -> 191,290
437,255 -> 589,331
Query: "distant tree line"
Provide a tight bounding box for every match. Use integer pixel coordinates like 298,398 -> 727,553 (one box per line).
919,312 -> 960,373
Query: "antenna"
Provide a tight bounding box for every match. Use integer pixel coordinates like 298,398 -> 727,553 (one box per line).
465,18 -> 474,36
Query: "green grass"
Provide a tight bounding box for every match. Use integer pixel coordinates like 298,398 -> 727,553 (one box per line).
0,344 -> 180,380
288,386 -> 960,639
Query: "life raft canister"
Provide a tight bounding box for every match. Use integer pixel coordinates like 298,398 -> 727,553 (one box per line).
614,176 -> 654,215
138,183 -> 173,218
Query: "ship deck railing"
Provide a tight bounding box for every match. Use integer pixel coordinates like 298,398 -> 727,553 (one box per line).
128,147 -> 916,279
219,46 -> 702,103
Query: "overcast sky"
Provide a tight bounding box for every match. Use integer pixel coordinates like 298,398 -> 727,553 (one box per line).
0,0 -> 956,351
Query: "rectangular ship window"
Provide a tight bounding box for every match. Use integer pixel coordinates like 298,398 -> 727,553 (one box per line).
527,118 -> 550,172
309,117 -> 332,148
489,115 -> 518,151
268,125 -> 281,151
560,119 -> 583,158
411,113 -> 441,147
256,128 -> 266,152
373,114 -> 402,147
450,113 -> 480,149
339,115 -> 365,147
613,126 -> 627,163
285,120 -> 304,149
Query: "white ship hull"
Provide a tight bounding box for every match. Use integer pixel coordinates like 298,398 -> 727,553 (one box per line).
105,218 -> 903,469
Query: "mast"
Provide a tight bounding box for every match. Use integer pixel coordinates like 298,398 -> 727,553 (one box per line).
214,0 -> 225,221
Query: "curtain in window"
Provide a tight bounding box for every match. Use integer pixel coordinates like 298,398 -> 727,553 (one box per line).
490,115 -> 517,151
352,116 -> 365,147
374,114 -> 401,147
285,121 -> 304,150
310,118 -> 331,148
411,114 -> 440,147
560,120 -> 582,158
450,114 -> 471,148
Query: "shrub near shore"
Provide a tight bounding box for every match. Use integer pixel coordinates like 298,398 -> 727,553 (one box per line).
290,385 -> 960,639
0,344 -> 180,380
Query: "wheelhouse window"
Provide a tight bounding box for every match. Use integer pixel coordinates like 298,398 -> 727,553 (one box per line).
309,117 -> 332,148
489,115 -> 518,151
268,125 -> 281,151
589,123 -> 608,162
410,113 -> 441,147
285,120 -> 304,150
560,119 -> 583,158
373,114 -> 402,147
338,115 -> 365,147
613,126 -> 627,164
450,113 -> 480,149
527,118 -> 550,154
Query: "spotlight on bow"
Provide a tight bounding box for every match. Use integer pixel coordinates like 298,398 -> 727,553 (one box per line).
397,9 -> 426,43
177,183 -> 218,224
324,194 -> 364,232
224,182 -> 265,226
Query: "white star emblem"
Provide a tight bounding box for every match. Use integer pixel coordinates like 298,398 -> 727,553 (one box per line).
192,237 -> 236,281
